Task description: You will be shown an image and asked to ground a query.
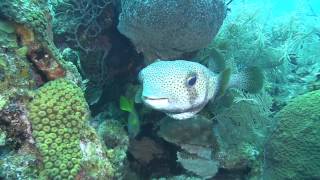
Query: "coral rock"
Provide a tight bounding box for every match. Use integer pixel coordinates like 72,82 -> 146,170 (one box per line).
118,0 -> 226,62
264,90 -> 320,180
28,78 -> 89,179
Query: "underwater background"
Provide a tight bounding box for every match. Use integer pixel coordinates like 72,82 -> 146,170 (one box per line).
0,0 -> 319,179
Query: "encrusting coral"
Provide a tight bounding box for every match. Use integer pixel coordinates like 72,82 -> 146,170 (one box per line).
28,78 -> 88,179
158,116 -> 219,179
0,0 -> 83,84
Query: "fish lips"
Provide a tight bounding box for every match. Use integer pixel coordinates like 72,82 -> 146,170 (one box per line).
142,96 -> 170,110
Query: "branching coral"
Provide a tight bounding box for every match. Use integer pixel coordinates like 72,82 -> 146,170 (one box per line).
203,1 -> 320,111
50,0 -> 113,54
207,90 -> 273,177
50,0 -> 114,95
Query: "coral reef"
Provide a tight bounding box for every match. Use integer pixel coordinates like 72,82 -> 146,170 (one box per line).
158,116 -> 217,147
79,126 -> 116,179
0,128 -> 5,146
118,0 -> 226,62
153,176 -> 202,180
0,0 -> 83,84
209,90 -> 273,173
158,116 -> 219,179
129,137 -> 164,165
28,78 -> 88,179
264,90 -> 320,180
157,89 -> 274,179
0,103 -> 34,149
50,0 -> 113,54
204,1 -> 320,111
50,0 -> 115,99
0,0 -> 53,45
25,78 -> 119,179
0,148 -> 38,180
97,119 -> 129,178
0,0 -> 319,179
0,18 -> 35,107
0,1 -> 125,179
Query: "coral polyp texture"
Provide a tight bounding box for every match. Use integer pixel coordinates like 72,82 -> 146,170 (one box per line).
117,0 -> 226,61
27,78 -> 88,179
264,90 -> 320,180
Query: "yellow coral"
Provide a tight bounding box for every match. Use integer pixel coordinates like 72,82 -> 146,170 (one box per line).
28,78 -> 89,179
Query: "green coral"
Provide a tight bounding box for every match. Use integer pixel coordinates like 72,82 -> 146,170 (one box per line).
98,119 -> 129,177
0,0 -> 52,44
28,78 -> 89,179
0,151 -> 38,180
80,126 -> 116,179
0,128 -> 6,146
0,18 -> 34,104
0,95 -> 7,111
264,90 -> 320,180
0,2 -> 83,85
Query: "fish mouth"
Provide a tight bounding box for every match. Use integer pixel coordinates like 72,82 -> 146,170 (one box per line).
142,96 -> 170,109
143,96 -> 168,101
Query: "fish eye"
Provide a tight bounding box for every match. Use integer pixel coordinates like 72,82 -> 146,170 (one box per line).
187,75 -> 197,87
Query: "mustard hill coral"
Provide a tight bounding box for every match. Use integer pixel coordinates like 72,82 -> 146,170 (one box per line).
28,78 -> 89,179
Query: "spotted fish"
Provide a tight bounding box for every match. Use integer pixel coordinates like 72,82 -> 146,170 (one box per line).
138,60 -> 264,120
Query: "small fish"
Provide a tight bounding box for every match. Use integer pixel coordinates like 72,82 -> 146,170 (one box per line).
138,60 -> 264,120
120,96 -> 140,138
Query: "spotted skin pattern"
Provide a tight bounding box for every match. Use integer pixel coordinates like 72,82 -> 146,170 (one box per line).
138,60 -> 217,119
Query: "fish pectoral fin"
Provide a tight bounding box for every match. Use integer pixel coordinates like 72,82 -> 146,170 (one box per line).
215,68 -> 231,99
207,47 -> 226,74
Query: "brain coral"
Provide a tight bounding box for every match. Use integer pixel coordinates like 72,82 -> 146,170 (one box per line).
117,0 -> 226,61
264,90 -> 320,180
28,79 -> 88,179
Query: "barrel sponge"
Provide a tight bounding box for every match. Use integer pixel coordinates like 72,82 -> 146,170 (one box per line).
28,78 -> 89,180
264,90 -> 320,180
117,0 -> 226,61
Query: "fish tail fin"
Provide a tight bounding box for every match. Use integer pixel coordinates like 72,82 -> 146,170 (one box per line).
229,66 -> 264,93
